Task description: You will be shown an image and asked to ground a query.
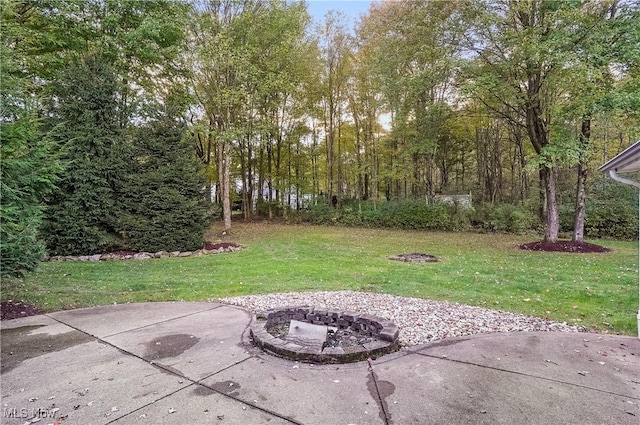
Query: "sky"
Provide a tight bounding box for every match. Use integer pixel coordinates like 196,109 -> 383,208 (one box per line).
306,0 -> 374,25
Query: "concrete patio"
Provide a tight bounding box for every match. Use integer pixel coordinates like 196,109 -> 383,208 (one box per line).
1,302 -> 638,424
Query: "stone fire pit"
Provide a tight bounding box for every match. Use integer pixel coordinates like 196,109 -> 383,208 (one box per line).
250,307 -> 400,364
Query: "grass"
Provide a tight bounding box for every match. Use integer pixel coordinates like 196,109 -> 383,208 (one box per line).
2,222 -> 638,335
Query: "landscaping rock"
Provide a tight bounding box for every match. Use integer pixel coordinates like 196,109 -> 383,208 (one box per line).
45,243 -> 244,262
224,291 -> 585,349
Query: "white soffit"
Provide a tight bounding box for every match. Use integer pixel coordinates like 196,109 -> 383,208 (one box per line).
600,140 -> 640,174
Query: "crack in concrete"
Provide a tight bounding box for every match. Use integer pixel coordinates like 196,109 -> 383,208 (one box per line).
367,358 -> 393,425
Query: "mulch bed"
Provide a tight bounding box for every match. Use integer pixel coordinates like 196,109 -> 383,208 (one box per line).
203,242 -> 242,251
518,240 -> 612,253
1,301 -> 42,321
107,250 -> 139,256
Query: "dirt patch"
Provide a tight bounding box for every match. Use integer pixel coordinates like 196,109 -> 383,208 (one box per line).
518,240 -> 612,253
1,301 -> 42,321
389,253 -> 438,263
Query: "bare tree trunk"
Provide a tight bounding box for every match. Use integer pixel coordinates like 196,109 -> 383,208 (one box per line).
541,166 -> 559,242
217,141 -> 232,232
573,118 -> 591,242
239,141 -> 249,220
526,72 -> 558,242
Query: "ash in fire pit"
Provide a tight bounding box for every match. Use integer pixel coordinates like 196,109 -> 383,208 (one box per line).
389,252 -> 438,263
250,307 -> 399,364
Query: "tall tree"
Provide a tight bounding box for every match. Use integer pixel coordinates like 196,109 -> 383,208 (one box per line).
0,0 -> 60,275
465,0 -> 640,242
463,0 -> 587,242
42,53 -> 127,255
562,1 -> 640,242
190,0 -> 258,232
190,0 -> 313,226
8,0 -> 187,121
316,11 -> 352,207
359,0 -> 464,200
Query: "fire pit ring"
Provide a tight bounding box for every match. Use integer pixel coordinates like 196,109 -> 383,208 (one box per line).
389,252 -> 438,263
250,307 -> 400,364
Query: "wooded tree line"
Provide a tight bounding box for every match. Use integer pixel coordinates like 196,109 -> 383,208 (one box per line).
2,0 -> 639,276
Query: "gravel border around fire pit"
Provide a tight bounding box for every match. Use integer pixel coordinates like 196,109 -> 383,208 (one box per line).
220,291 -> 585,348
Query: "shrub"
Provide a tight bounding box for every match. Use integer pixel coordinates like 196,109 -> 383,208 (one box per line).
559,178 -> 638,240
584,201 -> 637,239
292,199 -> 472,231
473,202 -> 540,234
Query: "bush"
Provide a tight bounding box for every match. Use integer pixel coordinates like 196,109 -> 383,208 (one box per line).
292,199 -> 472,231
473,202 -> 540,234
257,200 -> 285,218
559,178 -> 638,240
292,190 -> 638,240
584,200 -> 637,239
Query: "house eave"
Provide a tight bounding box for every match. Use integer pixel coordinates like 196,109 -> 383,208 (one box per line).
600,140 -> 640,174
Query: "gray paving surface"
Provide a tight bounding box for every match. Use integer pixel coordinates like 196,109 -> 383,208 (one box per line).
1,302 -> 639,424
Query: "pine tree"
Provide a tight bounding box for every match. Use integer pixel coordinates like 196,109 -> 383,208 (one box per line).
119,113 -> 210,253
0,115 -> 60,276
42,53 -> 127,255
0,8 -> 60,276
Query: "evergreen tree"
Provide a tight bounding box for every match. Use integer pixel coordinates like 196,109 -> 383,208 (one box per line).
119,112 -> 210,253
0,112 -> 60,276
42,53 -> 127,255
1,2 -> 60,276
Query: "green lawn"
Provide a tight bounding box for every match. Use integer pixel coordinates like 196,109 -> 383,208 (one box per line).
2,222 -> 638,335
